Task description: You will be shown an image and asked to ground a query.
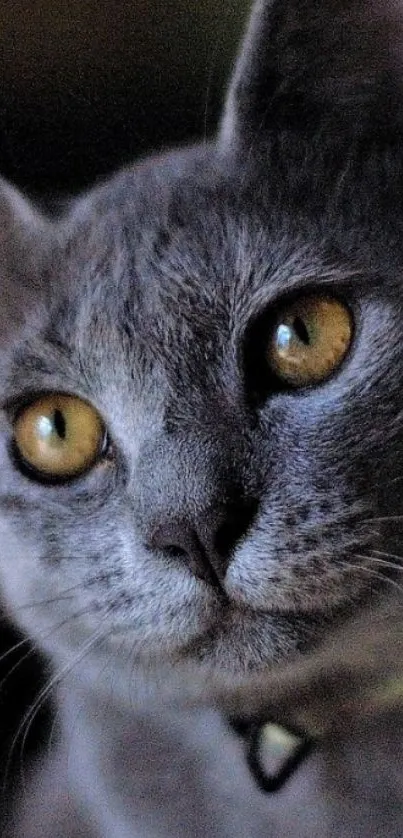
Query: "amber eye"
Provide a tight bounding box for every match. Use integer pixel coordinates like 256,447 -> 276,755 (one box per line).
267,296 -> 353,387
13,394 -> 105,480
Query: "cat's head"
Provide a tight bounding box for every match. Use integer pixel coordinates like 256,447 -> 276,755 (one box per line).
1,0 -> 403,678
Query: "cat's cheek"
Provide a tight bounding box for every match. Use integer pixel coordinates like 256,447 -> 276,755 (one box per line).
225,544 -> 372,613
0,518 -> 52,632
225,558 -> 295,612
0,518 -> 91,659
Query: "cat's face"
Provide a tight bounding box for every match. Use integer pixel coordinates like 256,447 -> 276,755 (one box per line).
1,0 -> 403,677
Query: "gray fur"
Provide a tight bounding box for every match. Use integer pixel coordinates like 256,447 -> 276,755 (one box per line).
1,0 -> 403,834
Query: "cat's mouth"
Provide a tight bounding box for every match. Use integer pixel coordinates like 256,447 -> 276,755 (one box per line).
153,528 -> 231,604
183,548 -> 229,603
176,601 -> 324,674
199,561 -> 230,604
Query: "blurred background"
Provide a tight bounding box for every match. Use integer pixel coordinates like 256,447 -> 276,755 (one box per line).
0,0 -> 249,198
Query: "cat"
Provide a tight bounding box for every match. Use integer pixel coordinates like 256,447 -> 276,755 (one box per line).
1,0 -> 403,835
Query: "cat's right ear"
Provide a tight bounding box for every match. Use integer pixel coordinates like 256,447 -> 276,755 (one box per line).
0,179 -> 51,346
218,0 -> 403,191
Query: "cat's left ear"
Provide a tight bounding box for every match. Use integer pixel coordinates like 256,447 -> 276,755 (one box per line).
219,0 -> 403,175
0,179 -> 51,345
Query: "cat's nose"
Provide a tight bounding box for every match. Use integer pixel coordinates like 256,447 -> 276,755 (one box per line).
148,500 -> 258,595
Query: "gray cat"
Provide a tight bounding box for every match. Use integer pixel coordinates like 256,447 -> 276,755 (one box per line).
1,0 -> 403,835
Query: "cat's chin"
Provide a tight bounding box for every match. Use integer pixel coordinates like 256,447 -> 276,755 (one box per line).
172,581 -> 380,677
97,601 -> 338,683
172,605 -> 329,675
47,592 -> 373,711
170,572 -> 375,676
65,583 -> 368,681
60,606 -> 325,711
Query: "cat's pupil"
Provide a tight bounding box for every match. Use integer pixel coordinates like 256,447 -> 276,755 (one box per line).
293,316 -> 311,345
53,409 -> 66,440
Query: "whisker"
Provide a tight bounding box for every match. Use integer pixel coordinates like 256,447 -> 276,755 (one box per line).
0,634 -> 32,670
11,592 -> 76,613
371,549 -> 403,566
345,556 -> 403,597
5,578 -> 100,623
65,633 -> 128,781
0,575 -> 104,672
44,625 -> 127,791
377,476 -> 403,490
44,697 -> 61,767
0,643 -> 41,701
7,620 -> 108,796
341,558 -> 389,583
0,606 -> 100,699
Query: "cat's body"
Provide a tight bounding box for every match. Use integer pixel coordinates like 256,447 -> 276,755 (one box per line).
8,601 -> 403,838
2,0 -> 403,834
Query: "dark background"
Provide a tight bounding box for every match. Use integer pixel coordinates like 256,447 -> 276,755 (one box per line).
0,0 -> 248,198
